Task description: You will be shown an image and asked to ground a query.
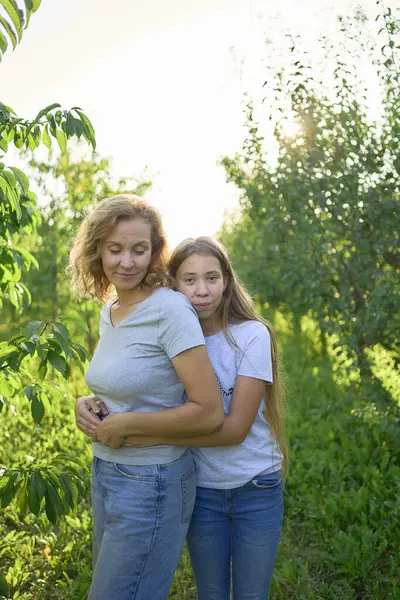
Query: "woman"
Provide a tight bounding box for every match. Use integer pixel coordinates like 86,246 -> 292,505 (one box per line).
70,197 -> 224,600
79,236 -> 287,599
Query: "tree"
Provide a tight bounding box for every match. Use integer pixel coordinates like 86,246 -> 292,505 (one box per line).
221,8 -> 400,385
10,150 -> 152,353
0,3 -> 97,595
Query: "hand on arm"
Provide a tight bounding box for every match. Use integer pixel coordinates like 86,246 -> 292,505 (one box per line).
75,394 -> 109,437
93,345 -> 224,444
123,376 -> 267,448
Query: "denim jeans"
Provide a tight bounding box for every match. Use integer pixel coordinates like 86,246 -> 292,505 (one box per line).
187,470 -> 283,600
88,450 -> 196,600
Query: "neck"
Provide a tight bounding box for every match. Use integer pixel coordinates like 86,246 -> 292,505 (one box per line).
116,285 -> 153,308
200,314 -> 224,336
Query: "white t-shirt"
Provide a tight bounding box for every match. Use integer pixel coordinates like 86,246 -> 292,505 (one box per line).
191,320 -> 282,488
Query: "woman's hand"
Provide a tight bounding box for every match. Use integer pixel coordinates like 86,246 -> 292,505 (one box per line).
75,395 -> 109,437
92,414 -> 125,449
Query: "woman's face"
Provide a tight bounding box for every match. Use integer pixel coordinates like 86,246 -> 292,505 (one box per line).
175,253 -> 226,325
100,218 -> 152,292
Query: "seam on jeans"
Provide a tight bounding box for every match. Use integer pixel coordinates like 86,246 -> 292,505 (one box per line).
130,464 -> 163,600
113,462 -> 159,482
181,466 -> 194,524
251,476 -> 282,489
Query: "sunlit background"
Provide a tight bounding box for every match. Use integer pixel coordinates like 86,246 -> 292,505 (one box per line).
1,0 -> 396,246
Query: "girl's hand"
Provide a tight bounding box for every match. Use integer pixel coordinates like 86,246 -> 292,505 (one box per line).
75,395 -> 109,437
92,414 -> 124,449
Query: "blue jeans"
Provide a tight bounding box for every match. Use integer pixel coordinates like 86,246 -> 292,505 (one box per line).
88,450 -> 196,600
187,471 -> 283,600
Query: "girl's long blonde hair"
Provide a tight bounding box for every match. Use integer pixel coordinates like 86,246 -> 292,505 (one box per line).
69,194 -> 169,301
169,236 -> 288,470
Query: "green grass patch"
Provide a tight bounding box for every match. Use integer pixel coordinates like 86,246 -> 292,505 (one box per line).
1,316 -> 399,599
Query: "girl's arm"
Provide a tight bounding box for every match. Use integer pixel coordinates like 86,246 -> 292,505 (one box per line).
123,376 -> 267,448
92,345 -> 225,448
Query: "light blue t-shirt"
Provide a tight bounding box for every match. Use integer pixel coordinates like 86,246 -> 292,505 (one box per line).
191,320 -> 282,489
85,287 -> 205,465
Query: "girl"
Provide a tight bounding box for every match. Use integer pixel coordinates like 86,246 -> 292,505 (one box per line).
70,198 -> 224,600
80,236 -> 287,599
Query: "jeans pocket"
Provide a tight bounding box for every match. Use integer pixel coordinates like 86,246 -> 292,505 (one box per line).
113,463 -> 159,482
251,471 -> 282,490
181,467 -> 196,524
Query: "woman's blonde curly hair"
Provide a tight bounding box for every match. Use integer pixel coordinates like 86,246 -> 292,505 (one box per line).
69,194 -> 169,301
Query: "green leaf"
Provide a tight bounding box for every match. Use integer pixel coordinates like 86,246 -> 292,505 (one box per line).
16,480 -> 28,517
31,393 -> 44,423
44,482 -> 64,524
0,376 -> 13,398
0,29 -> 7,53
24,385 -> 33,401
0,476 -> 15,508
1,0 -> 24,41
55,129 -> 66,153
2,168 -> 16,188
9,166 -> 29,193
30,470 -> 46,503
73,108 -> 96,149
42,124 -> 51,149
24,320 -> 43,339
47,350 -> 67,374
27,477 -> 41,515
60,473 -> 78,510
53,331 -> 73,357
53,322 -> 69,341
37,359 -> 47,380
8,283 -> 21,310
65,112 -> 76,136
0,16 -> 17,50
0,572 -> 9,597
24,0 -> 33,25
35,102 -> 61,122
70,342 -> 90,362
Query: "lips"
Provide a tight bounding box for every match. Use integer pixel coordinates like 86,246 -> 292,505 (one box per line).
195,303 -> 212,310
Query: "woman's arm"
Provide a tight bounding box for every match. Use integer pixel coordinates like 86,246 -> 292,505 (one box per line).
92,345 -> 225,448
123,376 -> 267,448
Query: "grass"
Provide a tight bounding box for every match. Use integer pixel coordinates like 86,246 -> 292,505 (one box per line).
1,314 -> 399,599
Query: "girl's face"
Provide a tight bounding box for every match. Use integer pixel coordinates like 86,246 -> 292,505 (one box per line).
175,253 -> 226,327
100,218 -> 152,292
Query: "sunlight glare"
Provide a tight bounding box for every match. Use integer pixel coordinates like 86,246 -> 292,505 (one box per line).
279,118 -> 302,138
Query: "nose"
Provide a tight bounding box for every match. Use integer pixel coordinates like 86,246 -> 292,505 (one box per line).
195,280 -> 209,297
120,252 -> 135,269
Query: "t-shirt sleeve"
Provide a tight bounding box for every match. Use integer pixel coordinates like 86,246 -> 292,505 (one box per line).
237,322 -> 273,383
158,291 -> 205,359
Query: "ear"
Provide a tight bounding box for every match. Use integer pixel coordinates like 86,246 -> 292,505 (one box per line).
170,276 -> 177,290
223,274 -> 229,292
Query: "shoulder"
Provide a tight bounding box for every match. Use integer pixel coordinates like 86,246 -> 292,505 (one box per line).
230,320 -> 270,346
159,288 -> 193,310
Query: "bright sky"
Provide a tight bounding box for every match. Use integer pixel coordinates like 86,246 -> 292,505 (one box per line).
1,0 -> 398,246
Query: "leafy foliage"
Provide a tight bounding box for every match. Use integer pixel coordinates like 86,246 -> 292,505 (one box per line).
0,7 -> 99,592
1,315 -> 399,599
0,0 -> 41,62
220,8 -> 400,376
0,102 -> 96,312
